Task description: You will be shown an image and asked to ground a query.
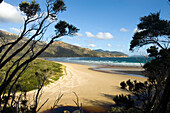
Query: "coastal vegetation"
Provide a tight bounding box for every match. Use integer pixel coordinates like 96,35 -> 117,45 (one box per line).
0,0 -> 169,113
0,0 -> 79,112
111,12 -> 170,113
0,58 -> 63,92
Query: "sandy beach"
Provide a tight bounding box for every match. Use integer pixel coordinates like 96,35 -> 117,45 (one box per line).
27,61 -> 146,113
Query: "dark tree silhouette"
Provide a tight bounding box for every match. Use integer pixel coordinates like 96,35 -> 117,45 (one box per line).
111,12 -> 170,113
0,0 -> 3,4
130,12 -> 170,113
0,0 -> 78,112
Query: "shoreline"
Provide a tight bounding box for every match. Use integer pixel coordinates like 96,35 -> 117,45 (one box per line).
44,56 -> 146,68
52,60 -> 146,78
91,65 -> 146,78
29,60 -> 147,113
41,58 -> 145,77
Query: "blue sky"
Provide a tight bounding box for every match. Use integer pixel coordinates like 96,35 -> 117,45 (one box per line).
0,0 -> 169,55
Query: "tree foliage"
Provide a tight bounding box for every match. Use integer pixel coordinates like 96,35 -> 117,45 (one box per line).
0,0 -> 78,112
130,12 -> 170,51
130,12 -> 170,113
113,79 -> 157,113
19,0 -> 41,17
112,12 -> 170,113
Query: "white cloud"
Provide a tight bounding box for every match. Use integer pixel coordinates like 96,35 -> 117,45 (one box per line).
88,44 -> 96,48
107,44 -> 112,47
133,28 -> 144,33
85,32 -> 95,38
10,27 -> 22,34
73,43 -> 81,46
75,33 -> 83,37
120,28 -> 128,32
96,32 -> 113,39
86,31 -> 114,40
0,2 -> 24,23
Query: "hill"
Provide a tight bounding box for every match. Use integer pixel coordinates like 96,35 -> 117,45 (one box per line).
0,30 -> 128,57
94,49 -> 128,56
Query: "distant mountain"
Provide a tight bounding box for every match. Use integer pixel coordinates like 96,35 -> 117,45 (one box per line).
0,30 -> 128,57
94,49 -> 128,56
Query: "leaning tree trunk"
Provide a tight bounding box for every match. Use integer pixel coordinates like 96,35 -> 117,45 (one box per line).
157,67 -> 170,113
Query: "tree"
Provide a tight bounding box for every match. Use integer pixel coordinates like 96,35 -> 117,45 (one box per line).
113,79 -> 157,113
111,12 -> 170,113
130,12 -> 170,113
0,0 -> 78,112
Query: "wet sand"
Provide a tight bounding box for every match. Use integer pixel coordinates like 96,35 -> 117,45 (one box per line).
91,65 -> 145,77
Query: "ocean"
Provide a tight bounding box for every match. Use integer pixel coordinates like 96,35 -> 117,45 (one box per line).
46,57 -> 150,77
46,56 -> 151,67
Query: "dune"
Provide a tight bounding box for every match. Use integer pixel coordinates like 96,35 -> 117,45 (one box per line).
27,62 -> 146,112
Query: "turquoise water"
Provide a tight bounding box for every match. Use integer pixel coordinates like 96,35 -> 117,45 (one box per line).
47,56 -> 151,67
46,57 -> 150,77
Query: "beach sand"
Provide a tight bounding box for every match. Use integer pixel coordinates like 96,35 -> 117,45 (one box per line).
27,62 -> 147,113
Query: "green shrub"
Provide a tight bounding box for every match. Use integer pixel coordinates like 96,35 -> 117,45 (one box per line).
113,94 -> 134,109
0,58 -> 64,92
126,80 -> 134,91
120,81 -> 127,89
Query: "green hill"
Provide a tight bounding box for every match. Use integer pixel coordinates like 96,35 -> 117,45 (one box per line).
0,30 -> 128,57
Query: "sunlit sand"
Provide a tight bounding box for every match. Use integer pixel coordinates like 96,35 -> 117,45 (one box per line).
27,62 -> 146,112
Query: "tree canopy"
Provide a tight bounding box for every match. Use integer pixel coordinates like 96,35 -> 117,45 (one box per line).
112,12 -> 170,113
0,0 -> 79,112
130,12 -> 170,51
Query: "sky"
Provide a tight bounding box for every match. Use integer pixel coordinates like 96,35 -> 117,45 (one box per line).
0,0 -> 170,56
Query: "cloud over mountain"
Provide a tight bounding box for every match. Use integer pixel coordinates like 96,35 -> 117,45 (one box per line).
10,27 -> 21,34
107,44 -> 112,47
88,44 -> 96,48
85,32 -> 114,40
0,2 -> 24,23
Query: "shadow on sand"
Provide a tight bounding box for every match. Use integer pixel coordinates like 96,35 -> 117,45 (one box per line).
42,105 -> 109,113
42,94 -> 115,113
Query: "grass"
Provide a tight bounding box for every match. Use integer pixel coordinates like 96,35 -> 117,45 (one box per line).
0,58 -> 64,92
